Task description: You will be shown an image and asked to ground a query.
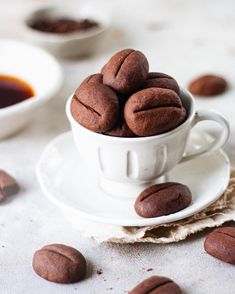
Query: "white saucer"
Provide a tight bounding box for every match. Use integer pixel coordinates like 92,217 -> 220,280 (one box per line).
36,132 -> 230,227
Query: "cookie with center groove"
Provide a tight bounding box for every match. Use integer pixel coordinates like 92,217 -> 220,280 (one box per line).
71,82 -> 119,132
102,48 -> 149,94
204,227 -> 235,264
142,72 -> 180,94
129,275 -> 182,294
32,244 -> 87,283
124,88 -> 186,136
135,182 -> 192,218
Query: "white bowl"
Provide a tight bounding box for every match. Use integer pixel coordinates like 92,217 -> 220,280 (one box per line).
0,40 -> 63,139
22,3 -> 111,57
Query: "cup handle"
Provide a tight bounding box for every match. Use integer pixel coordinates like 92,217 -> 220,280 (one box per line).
180,110 -> 230,163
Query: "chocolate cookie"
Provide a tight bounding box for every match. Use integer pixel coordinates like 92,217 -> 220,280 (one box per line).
33,244 -> 87,283
104,98 -> 136,137
129,275 -> 182,294
124,88 -> 186,136
142,72 -> 180,94
135,182 -> 192,218
71,82 -> 119,132
104,120 -> 136,137
204,227 -> 235,264
188,74 -> 227,96
0,170 -> 19,201
79,73 -> 103,88
102,49 -> 149,94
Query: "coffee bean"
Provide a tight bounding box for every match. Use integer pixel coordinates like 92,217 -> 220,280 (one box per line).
71,82 -> 119,132
129,275 -> 182,294
188,74 -> 227,96
0,170 -> 19,201
32,244 -> 87,283
204,227 -> 235,264
79,73 -> 103,88
135,182 -> 192,218
102,49 -> 149,94
142,72 -> 180,94
124,88 -> 186,136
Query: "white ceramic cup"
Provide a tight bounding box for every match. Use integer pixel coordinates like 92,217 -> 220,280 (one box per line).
66,88 -> 230,198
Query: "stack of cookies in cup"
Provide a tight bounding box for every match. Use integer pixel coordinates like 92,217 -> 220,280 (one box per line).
71,48 -> 187,138
70,48 -> 191,219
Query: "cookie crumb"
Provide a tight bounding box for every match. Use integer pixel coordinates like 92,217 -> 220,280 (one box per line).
96,269 -> 103,275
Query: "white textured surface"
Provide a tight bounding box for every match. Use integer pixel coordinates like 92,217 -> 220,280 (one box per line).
1,0 -> 235,293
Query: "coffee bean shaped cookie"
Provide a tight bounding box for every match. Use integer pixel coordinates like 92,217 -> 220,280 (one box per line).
188,74 -> 227,96
79,73 -> 103,88
0,170 -> 19,201
204,227 -> 235,264
124,88 -> 186,136
104,98 -> 136,137
102,49 -> 149,94
33,244 -> 87,283
71,83 -> 119,132
104,120 -> 136,137
135,182 -> 192,218
129,275 -> 182,294
142,72 -> 180,94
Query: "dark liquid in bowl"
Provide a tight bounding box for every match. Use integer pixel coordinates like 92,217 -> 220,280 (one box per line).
0,75 -> 34,108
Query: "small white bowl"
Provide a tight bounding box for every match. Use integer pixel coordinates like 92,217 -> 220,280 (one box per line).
0,40 -> 63,139
23,3 -> 111,57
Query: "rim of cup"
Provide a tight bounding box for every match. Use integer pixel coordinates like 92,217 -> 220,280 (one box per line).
66,87 -> 195,143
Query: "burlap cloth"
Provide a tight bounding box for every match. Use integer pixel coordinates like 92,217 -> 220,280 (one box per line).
73,171 -> 235,244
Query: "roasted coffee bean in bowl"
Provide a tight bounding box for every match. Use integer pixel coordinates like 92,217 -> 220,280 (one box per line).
204,227 -> 235,264
129,275 -> 182,294
32,244 -> 87,283
135,182 -> 192,218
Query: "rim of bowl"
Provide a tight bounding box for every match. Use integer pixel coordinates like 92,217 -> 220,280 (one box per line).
0,39 -> 63,117
23,4 -> 111,43
66,87 -> 195,143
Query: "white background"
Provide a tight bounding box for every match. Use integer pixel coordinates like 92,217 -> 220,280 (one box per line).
0,0 -> 235,293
